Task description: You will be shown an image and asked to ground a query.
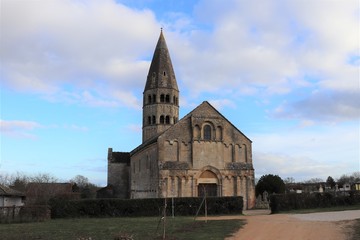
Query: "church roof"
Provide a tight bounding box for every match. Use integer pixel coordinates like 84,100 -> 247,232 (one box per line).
144,30 -> 178,91
111,152 -> 130,165
131,134 -> 159,155
181,101 -> 252,143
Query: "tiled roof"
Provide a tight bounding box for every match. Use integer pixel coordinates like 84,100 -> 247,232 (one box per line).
111,152 -> 130,165
0,184 -> 25,197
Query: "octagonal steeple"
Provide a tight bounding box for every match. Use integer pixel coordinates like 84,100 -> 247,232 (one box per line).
144,29 -> 178,91
142,30 -> 179,142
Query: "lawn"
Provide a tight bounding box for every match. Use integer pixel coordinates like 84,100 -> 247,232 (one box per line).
0,217 -> 245,240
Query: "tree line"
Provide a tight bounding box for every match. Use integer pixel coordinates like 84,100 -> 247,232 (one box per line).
256,172 -> 360,196
0,172 -> 98,199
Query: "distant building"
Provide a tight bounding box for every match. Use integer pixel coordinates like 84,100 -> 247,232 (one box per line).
354,182 -> 360,191
0,184 -> 25,207
106,30 -> 256,209
286,182 -> 328,194
342,183 -> 351,191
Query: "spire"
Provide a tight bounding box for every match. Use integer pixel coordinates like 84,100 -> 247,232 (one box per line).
144,30 -> 178,91
142,30 -> 180,142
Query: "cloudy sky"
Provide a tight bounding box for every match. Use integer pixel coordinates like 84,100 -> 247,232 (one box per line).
1,0 -> 359,185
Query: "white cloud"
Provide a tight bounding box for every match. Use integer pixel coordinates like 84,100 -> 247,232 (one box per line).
0,119 -> 90,138
253,152 -> 351,182
168,0 -> 359,123
0,120 -> 42,139
251,124 -> 360,181
1,0 -> 159,107
63,124 -> 89,132
1,0 -> 358,121
272,90 -> 360,123
209,99 -> 236,110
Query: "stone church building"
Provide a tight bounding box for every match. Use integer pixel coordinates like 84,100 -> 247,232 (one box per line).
106,30 -> 255,209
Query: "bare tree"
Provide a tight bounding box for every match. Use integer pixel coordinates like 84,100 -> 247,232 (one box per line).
284,177 -> 295,184
70,175 -> 98,199
337,172 -> 360,186
70,175 -> 90,188
0,172 -> 12,186
303,178 -> 324,184
30,173 -> 58,183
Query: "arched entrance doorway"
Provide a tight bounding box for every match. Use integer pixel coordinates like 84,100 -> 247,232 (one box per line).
198,170 -> 218,197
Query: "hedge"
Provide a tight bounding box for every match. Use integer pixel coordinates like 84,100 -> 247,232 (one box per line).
0,205 -> 50,223
270,191 -> 360,213
49,196 -> 243,218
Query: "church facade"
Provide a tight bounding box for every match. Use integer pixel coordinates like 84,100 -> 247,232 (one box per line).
107,31 -> 255,209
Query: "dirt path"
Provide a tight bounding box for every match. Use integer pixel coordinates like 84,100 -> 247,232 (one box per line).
200,210 -> 360,240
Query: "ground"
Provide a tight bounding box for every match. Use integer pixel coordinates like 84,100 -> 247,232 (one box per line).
200,210 -> 360,240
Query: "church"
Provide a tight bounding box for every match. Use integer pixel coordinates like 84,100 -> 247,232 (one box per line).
106,30 -> 255,209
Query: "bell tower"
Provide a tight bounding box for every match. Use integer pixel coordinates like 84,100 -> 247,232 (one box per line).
142,30 -> 179,142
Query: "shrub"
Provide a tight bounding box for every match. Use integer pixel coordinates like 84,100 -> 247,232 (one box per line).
256,174 -> 285,196
270,191 -> 360,213
49,196 -> 243,218
0,205 -> 50,223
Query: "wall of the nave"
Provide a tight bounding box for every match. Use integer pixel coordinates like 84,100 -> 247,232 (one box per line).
130,144 -> 159,198
108,162 -> 129,198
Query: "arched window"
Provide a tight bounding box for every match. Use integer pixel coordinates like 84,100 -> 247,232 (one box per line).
216,126 -> 223,140
152,116 -> 156,124
165,116 -> 170,124
165,94 -> 170,103
148,95 -> 152,104
148,116 -> 151,125
152,94 -> 156,103
173,96 -> 175,104
194,125 -> 201,139
160,94 -> 165,102
204,125 -> 211,140
160,115 -> 165,124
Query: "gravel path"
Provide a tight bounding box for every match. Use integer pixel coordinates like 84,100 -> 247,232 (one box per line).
202,210 -> 360,240
292,209 -> 360,222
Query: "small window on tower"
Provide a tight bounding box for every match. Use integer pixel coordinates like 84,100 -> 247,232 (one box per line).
148,95 -> 152,104
165,116 -> 170,124
165,95 -> 170,103
163,71 -> 166,76
160,115 -> 165,124
160,94 -> 165,102
153,94 -> 156,103
152,116 -> 156,124
148,116 -> 151,125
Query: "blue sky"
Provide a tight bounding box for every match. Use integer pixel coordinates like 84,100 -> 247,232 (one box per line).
1,0 -> 359,186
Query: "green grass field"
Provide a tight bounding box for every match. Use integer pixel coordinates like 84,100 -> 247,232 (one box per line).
0,217 -> 245,240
